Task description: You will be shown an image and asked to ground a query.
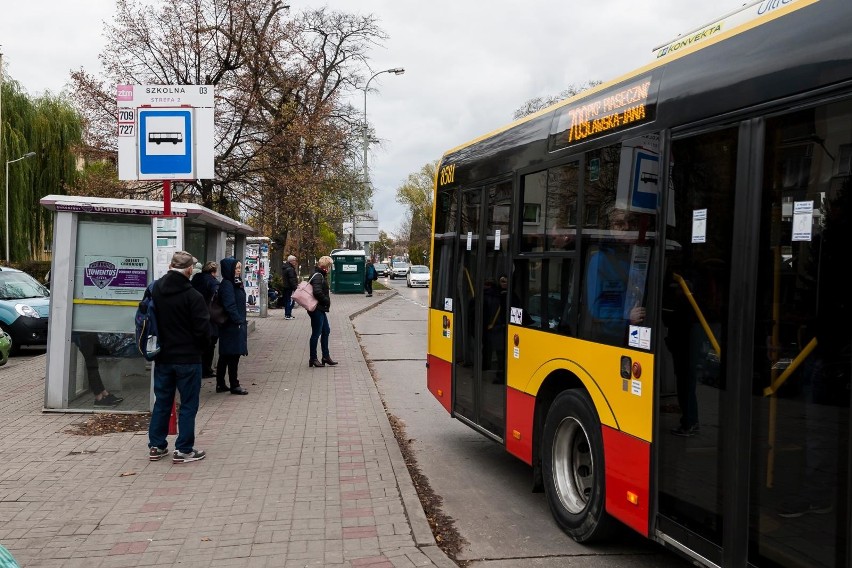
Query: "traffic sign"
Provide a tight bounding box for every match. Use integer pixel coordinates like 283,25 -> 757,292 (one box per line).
138,109 -> 193,177
117,84 -> 214,181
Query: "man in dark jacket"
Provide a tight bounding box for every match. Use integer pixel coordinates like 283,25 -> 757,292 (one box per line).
282,254 -> 299,320
147,251 -> 210,464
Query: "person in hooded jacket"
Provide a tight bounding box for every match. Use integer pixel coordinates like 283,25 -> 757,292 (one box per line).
191,261 -> 219,378
215,257 -> 249,394
307,255 -> 338,368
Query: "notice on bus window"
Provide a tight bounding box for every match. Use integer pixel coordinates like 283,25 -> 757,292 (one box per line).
628,325 -> 651,350
510,306 -> 524,325
494,229 -> 501,250
444,298 -> 453,311
467,231 -> 473,251
691,209 -> 707,244
792,201 -> 814,242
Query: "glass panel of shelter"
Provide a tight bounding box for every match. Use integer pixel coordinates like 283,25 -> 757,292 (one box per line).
70,219 -> 154,411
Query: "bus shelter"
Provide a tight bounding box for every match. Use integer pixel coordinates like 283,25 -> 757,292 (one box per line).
39,195 -> 256,412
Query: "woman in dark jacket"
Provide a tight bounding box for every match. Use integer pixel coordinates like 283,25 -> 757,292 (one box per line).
191,261 -> 219,378
308,255 -> 338,368
215,257 -> 249,394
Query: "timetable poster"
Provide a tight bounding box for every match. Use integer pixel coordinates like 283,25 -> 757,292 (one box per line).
244,244 -> 261,314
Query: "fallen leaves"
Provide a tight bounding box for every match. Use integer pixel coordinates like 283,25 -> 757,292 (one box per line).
64,413 -> 152,436
386,412 -> 468,563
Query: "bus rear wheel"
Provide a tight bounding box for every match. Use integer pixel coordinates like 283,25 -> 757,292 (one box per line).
542,389 -> 615,543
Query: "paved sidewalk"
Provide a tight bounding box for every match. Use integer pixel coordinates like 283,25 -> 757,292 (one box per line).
0,290 -> 455,568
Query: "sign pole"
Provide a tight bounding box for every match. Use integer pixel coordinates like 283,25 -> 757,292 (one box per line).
168,401 -> 177,435
163,180 -> 171,216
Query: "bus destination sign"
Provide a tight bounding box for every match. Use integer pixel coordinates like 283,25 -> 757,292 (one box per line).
550,77 -> 658,150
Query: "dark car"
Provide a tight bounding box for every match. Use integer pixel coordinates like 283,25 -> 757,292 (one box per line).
374,262 -> 389,277
0,267 -> 50,354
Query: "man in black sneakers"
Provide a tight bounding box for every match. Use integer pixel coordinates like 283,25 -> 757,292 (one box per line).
147,251 -> 210,464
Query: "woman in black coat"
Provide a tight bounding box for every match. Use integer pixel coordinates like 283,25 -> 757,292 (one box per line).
307,255 -> 338,368
191,261 -> 219,378
215,257 -> 249,394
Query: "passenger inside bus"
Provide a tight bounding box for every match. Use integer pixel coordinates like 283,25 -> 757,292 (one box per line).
481,278 -> 504,371
662,259 -> 724,438
581,208 -> 647,345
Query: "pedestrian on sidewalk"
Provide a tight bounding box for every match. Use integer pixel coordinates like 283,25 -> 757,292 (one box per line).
215,257 -> 249,395
307,255 -> 338,368
282,254 -> 299,320
364,258 -> 377,297
148,250 -> 210,464
191,261 -> 220,378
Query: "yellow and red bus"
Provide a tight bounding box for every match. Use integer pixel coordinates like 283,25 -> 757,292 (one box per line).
426,1 -> 851,566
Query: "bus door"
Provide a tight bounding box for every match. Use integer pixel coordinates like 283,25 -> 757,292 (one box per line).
747,103 -> 851,568
656,126 -> 738,561
453,180 -> 512,439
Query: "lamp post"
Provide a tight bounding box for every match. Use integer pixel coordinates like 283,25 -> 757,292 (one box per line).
5,152 -> 36,262
358,67 -> 404,249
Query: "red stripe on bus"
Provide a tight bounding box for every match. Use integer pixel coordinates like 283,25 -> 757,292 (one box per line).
602,426 -> 650,537
506,387 -> 535,465
426,354 -> 452,414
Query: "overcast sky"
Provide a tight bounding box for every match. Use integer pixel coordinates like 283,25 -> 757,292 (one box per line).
1,0 -> 747,237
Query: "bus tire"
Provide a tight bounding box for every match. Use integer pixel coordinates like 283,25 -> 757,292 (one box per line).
542,389 -> 615,543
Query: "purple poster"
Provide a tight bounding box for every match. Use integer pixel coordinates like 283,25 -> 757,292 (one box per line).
83,256 -> 149,300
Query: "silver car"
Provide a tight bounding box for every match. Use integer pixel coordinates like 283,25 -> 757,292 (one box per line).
389,262 -> 409,279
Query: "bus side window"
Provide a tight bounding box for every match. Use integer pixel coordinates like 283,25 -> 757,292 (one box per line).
551,258 -> 575,336
520,171 -> 547,253
511,260 -> 541,328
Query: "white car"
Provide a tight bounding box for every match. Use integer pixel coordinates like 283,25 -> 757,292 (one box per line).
406,265 -> 430,288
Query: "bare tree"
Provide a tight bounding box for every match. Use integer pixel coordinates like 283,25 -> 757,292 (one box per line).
69,0 -> 383,267
512,81 -> 602,120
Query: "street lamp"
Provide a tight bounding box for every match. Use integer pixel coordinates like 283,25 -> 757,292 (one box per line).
362,67 -> 405,188
356,67 -> 404,250
5,151 -> 36,263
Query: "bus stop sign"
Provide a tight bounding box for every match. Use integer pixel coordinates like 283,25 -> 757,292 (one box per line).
117,84 -> 214,181
138,109 -> 193,176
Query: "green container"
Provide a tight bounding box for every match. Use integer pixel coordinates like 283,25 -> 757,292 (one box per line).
330,250 -> 366,294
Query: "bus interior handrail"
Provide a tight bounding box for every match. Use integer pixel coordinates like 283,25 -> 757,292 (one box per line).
763,337 -> 818,396
672,273 -> 721,357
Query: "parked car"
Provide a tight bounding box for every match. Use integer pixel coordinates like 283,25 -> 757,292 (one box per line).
389,262 -> 409,279
0,329 -> 10,366
374,262 -> 389,277
406,265 -> 430,288
0,267 -> 50,354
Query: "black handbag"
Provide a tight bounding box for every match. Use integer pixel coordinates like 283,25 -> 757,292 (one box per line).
209,290 -> 227,325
